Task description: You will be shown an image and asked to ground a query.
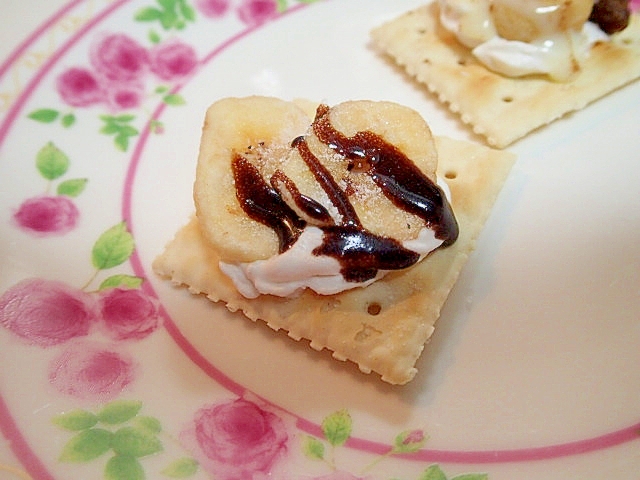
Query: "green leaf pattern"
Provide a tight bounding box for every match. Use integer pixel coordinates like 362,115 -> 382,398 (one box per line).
133,416 -> 163,435
25,142 -> 88,205
36,142 -> 69,180
28,109 -> 59,123
57,178 -> 88,197
105,455 -> 146,480
59,428 -> 113,462
302,435 -> 325,460
100,115 -> 140,152
421,465 -> 449,480
52,410 -> 99,431
322,409 -> 352,447
112,426 -> 163,457
162,458 -> 199,478
54,401 -> 198,479
99,274 -> 145,290
28,109 -> 76,128
92,222 -> 135,271
134,0 -> 196,30
421,465 -> 489,480
97,400 -> 143,425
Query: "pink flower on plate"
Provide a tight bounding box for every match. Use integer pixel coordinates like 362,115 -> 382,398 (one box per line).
104,81 -> 145,111
48,340 -> 136,402
237,0 -> 279,26
149,40 -> 198,82
195,0 -> 231,18
99,288 -> 160,341
56,67 -> 105,107
90,33 -> 149,83
13,195 -> 79,235
193,398 -> 288,480
0,278 -> 97,347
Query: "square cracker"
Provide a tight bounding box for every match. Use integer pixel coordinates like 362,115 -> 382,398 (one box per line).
370,4 -> 640,148
153,136 -> 514,385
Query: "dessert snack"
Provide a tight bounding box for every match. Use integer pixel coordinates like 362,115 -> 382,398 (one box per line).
370,1 -> 640,148
153,96 -> 514,384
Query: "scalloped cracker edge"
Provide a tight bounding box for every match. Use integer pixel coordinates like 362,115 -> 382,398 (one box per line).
153,135 -> 514,385
370,4 -> 640,148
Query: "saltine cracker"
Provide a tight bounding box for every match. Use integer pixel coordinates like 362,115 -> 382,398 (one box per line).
371,3 -> 640,148
154,101 -> 515,384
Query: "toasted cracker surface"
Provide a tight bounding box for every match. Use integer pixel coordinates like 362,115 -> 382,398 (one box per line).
370,4 -> 640,148
153,136 -> 514,385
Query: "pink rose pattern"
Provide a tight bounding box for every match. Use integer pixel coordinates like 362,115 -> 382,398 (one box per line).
105,80 -> 145,110
192,398 -> 288,480
0,281 -> 160,349
0,278 -> 97,346
194,0 -> 288,24
13,195 -> 79,235
0,277 -> 160,403
56,67 -> 104,107
149,39 -> 199,81
56,33 -> 197,113
236,0 -> 279,25
99,287 -> 160,341
195,0 -> 231,18
48,340 -> 136,402
90,34 -> 150,83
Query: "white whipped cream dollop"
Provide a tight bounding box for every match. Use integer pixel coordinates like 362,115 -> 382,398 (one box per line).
439,0 -> 609,80
220,178 -> 452,299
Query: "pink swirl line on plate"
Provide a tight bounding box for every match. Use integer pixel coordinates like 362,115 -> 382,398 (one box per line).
119,4 -> 640,466
344,421 -> 640,464
0,395 -> 55,480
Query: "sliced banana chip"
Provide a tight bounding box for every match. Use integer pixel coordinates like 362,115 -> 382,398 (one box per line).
194,97 -> 446,265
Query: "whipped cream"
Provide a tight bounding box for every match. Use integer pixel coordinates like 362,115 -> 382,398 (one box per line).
439,0 -> 609,80
220,177 -> 452,299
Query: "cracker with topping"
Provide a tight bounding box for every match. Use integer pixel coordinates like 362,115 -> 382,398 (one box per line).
153,97 -> 514,384
370,3 -> 640,148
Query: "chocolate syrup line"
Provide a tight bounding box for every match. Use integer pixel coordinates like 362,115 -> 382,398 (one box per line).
232,155 -> 305,252
312,105 -> 459,246
292,135 -> 362,228
271,169 -> 333,224
231,104 -> 459,283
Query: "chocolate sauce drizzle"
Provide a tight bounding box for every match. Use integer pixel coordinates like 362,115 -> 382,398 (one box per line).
231,105 -> 459,283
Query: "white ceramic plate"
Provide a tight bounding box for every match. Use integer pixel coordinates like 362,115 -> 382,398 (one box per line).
1,1 -> 639,479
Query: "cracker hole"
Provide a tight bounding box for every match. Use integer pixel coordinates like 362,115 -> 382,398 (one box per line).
423,58 -> 431,65
622,38 -> 632,45
367,302 -> 382,316
444,170 -> 458,180
457,58 -> 467,66
502,96 -> 514,103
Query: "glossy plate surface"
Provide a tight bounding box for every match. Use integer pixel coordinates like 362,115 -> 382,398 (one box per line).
1,1 -> 639,479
